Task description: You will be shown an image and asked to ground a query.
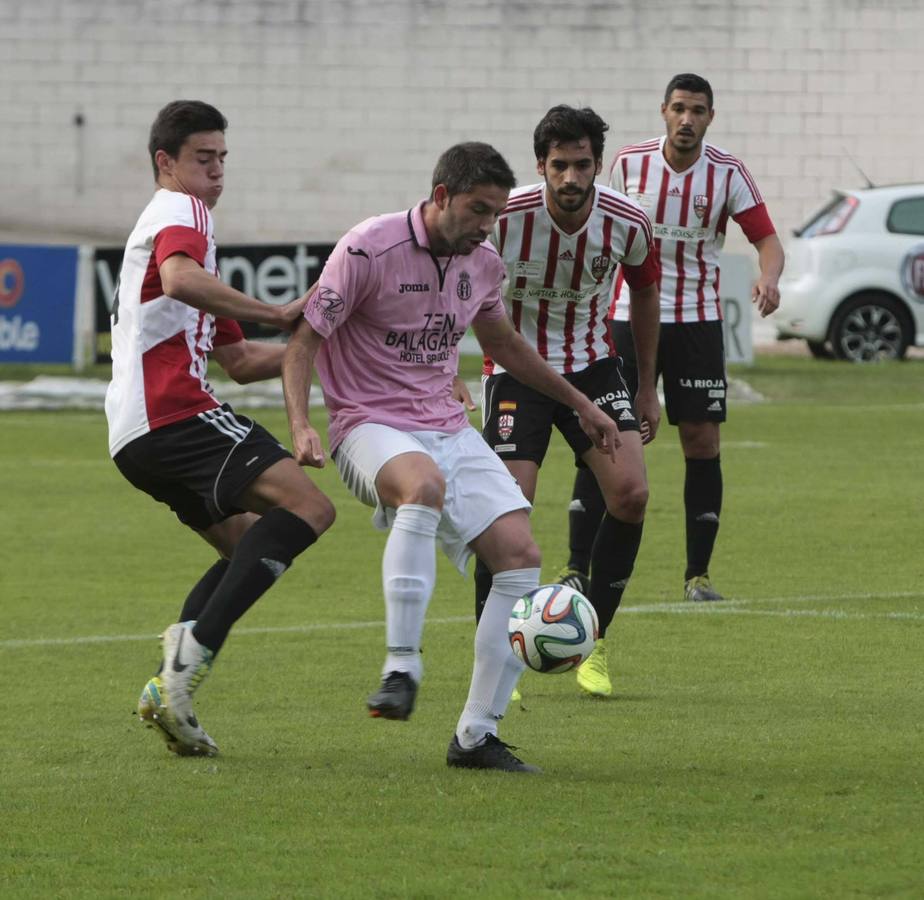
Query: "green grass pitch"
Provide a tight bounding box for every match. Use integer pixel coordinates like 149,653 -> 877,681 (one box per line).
1,355 -> 922,898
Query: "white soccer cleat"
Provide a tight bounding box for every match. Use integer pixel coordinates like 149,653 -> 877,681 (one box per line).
152,623 -> 218,756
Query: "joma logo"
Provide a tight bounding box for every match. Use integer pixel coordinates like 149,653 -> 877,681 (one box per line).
399,283 -> 430,294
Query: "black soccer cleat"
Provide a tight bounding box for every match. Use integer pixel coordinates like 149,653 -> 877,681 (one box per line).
367,670 -> 418,721
555,565 -> 591,597
446,733 -> 542,774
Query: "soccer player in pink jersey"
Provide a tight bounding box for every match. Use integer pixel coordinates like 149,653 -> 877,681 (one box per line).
107,101 -> 335,757
473,106 -> 662,698
562,73 -> 785,603
282,143 -> 621,773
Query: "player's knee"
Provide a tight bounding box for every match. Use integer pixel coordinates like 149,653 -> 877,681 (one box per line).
403,473 -> 446,509
606,482 -> 648,521
309,494 -> 337,535
501,536 -> 541,571
286,490 -> 336,536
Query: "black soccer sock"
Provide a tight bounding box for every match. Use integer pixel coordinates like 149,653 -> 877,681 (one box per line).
474,557 -> 493,624
567,467 -> 606,575
193,507 -> 319,653
684,455 -> 723,581
589,514 -> 644,637
179,559 -> 230,622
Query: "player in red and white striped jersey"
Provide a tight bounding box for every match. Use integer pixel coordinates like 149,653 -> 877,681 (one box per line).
106,101 -> 334,757
474,106 -> 662,697
564,74 -> 785,604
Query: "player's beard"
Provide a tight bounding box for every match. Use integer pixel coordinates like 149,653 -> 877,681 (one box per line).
549,182 -> 594,215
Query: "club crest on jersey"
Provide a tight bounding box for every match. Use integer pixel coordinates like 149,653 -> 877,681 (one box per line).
591,254 -> 611,282
693,194 -> 710,219
457,271 -> 472,301
497,413 -> 514,440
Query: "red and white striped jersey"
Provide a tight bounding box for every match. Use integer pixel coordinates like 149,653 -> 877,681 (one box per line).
105,188 -> 244,456
487,183 -> 656,374
608,136 -> 775,323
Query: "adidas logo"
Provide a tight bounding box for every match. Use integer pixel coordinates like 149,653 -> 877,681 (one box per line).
707,400 -> 722,412
558,249 -> 575,261
668,186 -> 682,196
619,409 -> 635,421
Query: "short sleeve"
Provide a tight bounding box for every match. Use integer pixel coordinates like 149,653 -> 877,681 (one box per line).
304,231 -> 375,337
213,316 -> 245,346
153,225 -> 208,268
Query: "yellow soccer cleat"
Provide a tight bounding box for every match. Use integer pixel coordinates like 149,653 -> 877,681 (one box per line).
137,673 -> 218,757
684,574 -> 725,603
576,638 -> 612,697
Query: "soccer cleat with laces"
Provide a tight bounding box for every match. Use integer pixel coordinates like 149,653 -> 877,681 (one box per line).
367,670 -> 418,721
576,637 -> 612,697
446,733 -> 541,773
555,565 -> 591,596
684,574 -> 725,603
145,623 -> 218,756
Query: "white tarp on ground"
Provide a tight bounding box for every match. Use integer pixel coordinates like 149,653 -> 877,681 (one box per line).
0,375 -> 764,411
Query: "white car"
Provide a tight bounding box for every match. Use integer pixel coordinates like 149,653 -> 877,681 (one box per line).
776,183 -> 924,361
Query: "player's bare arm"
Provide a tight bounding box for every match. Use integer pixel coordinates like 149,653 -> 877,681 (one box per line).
627,280 -> 662,444
472,315 -> 621,460
159,254 -> 306,330
281,317 -> 326,468
752,233 -> 785,317
211,339 -> 285,384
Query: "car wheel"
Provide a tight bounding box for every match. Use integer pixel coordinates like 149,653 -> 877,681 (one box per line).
829,293 -> 911,362
806,339 -> 834,359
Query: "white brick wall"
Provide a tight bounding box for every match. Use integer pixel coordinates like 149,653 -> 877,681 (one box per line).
2,0 -> 922,253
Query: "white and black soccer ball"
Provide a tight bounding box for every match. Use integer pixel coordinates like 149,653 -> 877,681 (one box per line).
508,584 -> 599,674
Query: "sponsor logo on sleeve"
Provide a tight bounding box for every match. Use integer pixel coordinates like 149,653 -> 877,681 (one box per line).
313,287 -> 345,321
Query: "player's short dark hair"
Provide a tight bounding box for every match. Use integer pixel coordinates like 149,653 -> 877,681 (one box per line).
664,73 -> 714,109
148,100 -> 228,180
430,142 -> 517,198
533,105 -> 609,162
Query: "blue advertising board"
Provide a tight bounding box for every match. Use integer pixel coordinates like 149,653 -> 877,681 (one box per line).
0,244 -> 79,363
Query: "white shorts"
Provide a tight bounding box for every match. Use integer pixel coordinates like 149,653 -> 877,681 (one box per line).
334,423 -> 531,574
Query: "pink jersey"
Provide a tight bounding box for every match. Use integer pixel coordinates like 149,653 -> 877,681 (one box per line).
305,202 -> 507,452
487,183 -> 657,375
105,189 -> 244,456
609,136 -> 775,324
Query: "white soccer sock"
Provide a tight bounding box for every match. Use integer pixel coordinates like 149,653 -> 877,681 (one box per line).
381,503 -> 441,684
455,567 -> 539,749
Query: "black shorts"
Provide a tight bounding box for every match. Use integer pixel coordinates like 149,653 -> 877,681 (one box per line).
609,320 -> 727,426
113,404 -> 292,530
481,356 -> 639,468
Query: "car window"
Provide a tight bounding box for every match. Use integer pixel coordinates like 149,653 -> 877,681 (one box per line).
886,198 -> 924,235
796,194 -> 858,237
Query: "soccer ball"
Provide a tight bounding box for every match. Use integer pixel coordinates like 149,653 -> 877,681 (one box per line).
508,584 -> 599,673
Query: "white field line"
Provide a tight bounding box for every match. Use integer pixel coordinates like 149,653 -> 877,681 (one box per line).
1,590 -> 921,651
